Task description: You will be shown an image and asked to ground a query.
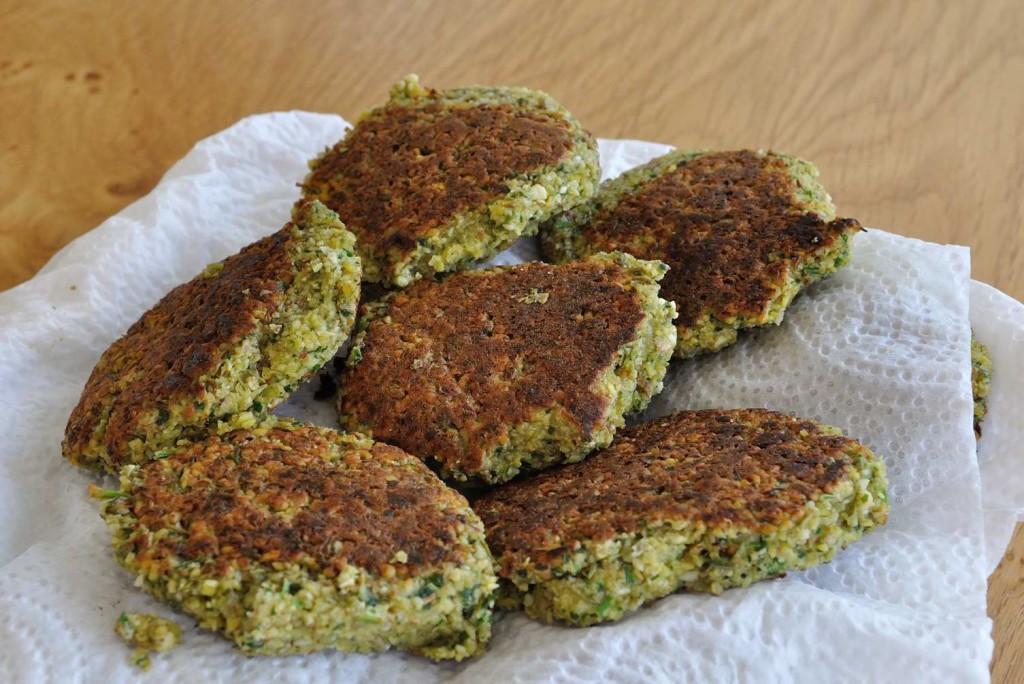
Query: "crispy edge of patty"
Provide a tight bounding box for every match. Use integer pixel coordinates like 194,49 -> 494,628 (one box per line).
63,201 -> 361,474
474,409 -> 889,625
300,74 -> 600,287
539,149 -> 861,358
971,331 -> 993,438
94,419 -> 497,660
336,251 -> 677,485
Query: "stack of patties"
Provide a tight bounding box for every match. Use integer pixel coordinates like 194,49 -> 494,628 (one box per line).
70,75 -> 614,662
67,197 -> 499,660
67,74 -> 893,663
540,149 -> 863,358
458,148 -> 889,624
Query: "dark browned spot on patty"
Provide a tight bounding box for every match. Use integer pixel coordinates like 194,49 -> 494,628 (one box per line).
125,426 -> 472,578
62,224 -> 296,468
337,260 -> 646,475
301,103 -> 572,260
474,408 -> 857,578
581,151 -> 859,326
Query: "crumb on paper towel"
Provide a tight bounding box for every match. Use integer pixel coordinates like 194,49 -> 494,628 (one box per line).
114,612 -> 182,671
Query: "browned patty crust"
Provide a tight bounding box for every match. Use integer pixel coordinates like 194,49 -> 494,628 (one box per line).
548,150 -> 860,332
63,201 -> 360,472
100,421 -> 497,660
303,103 -> 571,258
298,75 -> 601,289
120,424 -> 471,579
337,259 -> 652,479
65,230 -> 292,468
475,408 -> 873,580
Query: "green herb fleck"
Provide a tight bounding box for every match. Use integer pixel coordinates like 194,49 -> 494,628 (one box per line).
461,584 -> 479,608
132,649 -> 151,671
89,486 -> 127,500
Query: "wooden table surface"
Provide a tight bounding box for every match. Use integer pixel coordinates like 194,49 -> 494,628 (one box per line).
2,0 -> 1022,678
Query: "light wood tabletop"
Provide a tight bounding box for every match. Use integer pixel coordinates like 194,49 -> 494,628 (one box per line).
2,0 -> 1022,678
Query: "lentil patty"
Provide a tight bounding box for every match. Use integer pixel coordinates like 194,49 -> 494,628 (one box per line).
540,149 -> 862,357
474,408 -> 889,625
63,201 -> 361,473
337,252 -> 677,484
971,332 -> 993,437
300,75 -> 600,287
96,420 -> 497,660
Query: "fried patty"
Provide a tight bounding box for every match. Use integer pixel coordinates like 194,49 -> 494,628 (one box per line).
971,332 -> 993,438
540,149 -> 862,357
95,420 -> 497,661
300,74 -> 600,287
474,408 -> 889,626
63,201 -> 361,474
337,252 -> 677,484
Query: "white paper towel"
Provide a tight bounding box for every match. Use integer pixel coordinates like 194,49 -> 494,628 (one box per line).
0,112 -> 1019,683
970,281 -> 1024,572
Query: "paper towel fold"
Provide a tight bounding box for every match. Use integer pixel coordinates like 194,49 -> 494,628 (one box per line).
0,111 -> 1017,683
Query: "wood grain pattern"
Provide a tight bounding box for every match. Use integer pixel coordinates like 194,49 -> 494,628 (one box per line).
992,524 -> 1024,682
1,0 -> 1022,678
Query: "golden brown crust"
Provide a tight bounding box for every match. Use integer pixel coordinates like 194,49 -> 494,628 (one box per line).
125,425 -> 472,578
337,260 -> 645,475
579,151 -> 859,326
474,409 -> 858,578
300,102 -> 572,261
63,230 -> 294,467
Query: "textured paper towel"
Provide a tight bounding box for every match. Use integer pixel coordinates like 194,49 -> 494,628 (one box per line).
970,281 -> 1024,572
0,111 -> 1017,683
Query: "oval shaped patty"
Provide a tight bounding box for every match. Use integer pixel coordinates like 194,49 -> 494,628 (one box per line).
337,252 -> 677,484
63,200 -> 361,473
540,149 -> 862,357
97,420 -> 496,661
473,408 -> 889,626
300,74 -> 600,287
